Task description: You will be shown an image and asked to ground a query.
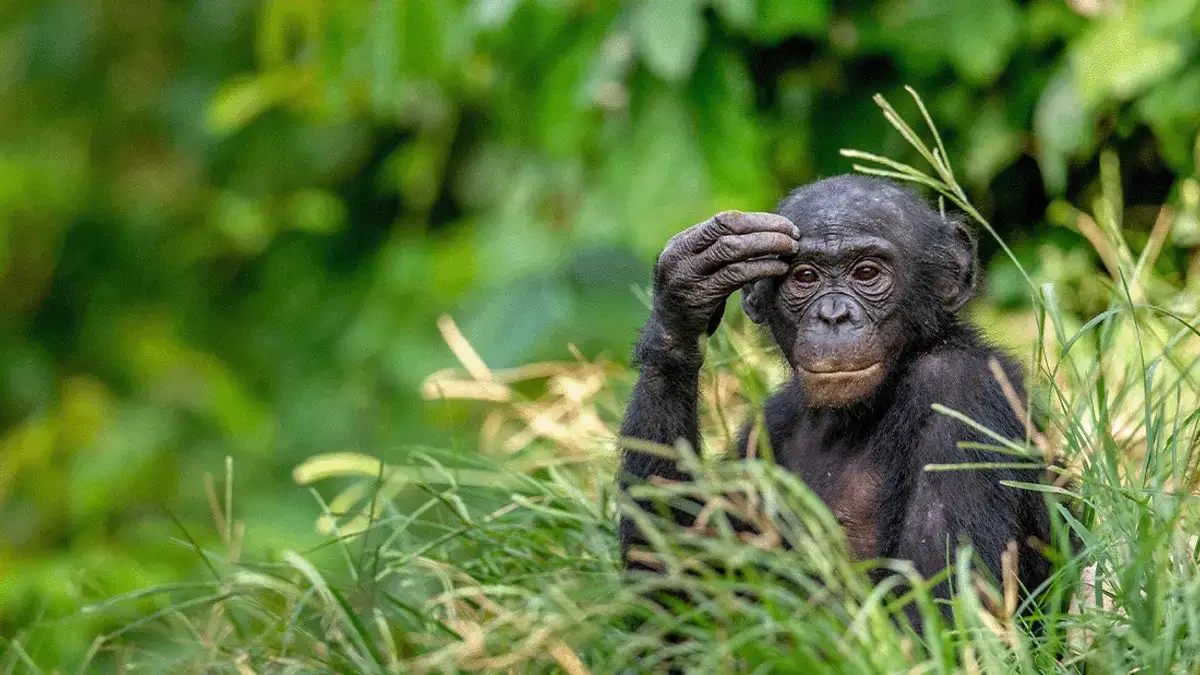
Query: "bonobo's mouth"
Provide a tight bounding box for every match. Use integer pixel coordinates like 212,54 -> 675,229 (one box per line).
799,361 -> 882,376
796,362 -> 885,407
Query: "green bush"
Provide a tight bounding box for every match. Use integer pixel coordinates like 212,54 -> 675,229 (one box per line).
3,1 -> 1200,670
7,90 -> 1197,675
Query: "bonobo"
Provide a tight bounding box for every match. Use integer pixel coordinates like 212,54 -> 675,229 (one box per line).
618,174 -> 1051,611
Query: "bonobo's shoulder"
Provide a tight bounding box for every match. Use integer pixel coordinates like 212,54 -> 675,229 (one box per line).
903,324 -> 1024,395
901,324 -> 1029,441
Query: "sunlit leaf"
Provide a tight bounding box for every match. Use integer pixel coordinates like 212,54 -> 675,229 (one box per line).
963,104 -> 1022,186
1034,68 -> 1089,194
1137,69 -> 1200,171
258,0 -> 321,69
206,71 -> 308,135
210,190 -> 274,254
471,0 -> 523,28
574,84 -> 710,256
633,0 -> 706,83
879,0 -> 1020,84
692,49 -> 775,206
286,189 -> 347,234
1069,9 -> 1186,106
943,0 -> 1020,83
712,0 -> 756,32
756,0 -> 829,41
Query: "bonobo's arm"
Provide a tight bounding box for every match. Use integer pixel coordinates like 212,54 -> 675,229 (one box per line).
893,350 -> 1049,606
617,211 -> 799,566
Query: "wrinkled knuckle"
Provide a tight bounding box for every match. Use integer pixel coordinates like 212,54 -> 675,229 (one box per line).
716,235 -> 746,259
714,265 -> 742,286
712,210 -> 743,233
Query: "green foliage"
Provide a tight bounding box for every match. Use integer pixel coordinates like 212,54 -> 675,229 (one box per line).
18,105 -> 1199,668
3,0 -> 1200,670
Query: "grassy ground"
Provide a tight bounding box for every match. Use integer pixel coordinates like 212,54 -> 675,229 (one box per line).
7,93 -> 1200,674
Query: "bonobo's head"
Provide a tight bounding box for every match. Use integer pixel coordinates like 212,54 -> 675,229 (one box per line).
740,175 -> 978,408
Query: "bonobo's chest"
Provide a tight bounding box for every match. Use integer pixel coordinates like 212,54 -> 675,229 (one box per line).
776,433 -> 884,560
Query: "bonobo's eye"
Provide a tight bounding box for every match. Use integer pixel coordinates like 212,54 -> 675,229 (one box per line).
794,266 -> 819,285
852,263 -> 881,283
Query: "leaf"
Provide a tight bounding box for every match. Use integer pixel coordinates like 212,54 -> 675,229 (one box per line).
712,0 -> 756,32
1033,68 -> 1089,195
1136,69 -> 1200,171
382,131 -> 454,212
691,48 -> 775,206
258,0 -> 320,69
210,190 -> 273,254
963,104 -> 1022,186
879,0 -> 1020,84
396,0 -> 449,78
285,190 -> 347,234
1139,0 -> 1200,36
206,71 -> 306,135
1024,0 -> 1087,48
633,0 -> 706,82
573,84 -> 710,256
535,20 -> 610,156
1069,9 -> 1186,106
458,277 -> 572,367
471,0 -> 523,28
756,0 -> 829,41
943,0 -> 1020,84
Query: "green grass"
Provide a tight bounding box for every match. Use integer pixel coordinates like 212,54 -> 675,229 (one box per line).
7,92 -> 1200,674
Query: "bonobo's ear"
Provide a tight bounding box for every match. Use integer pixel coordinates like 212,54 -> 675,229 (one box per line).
740,278 -> 773,324
939,220 -> 978,313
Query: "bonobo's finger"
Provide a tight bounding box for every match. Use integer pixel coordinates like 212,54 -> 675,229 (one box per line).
695,232 -> 799,273
711,258 -> 791,292
663,211 -> 798,259
712,211 -> 799,239
720,210 -> 796,234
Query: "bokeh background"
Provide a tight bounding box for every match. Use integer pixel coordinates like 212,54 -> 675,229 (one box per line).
3,0 -> 1200,665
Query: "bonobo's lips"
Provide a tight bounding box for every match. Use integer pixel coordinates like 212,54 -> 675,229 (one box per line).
796,361 -> 885,407
799,359 -> 881,375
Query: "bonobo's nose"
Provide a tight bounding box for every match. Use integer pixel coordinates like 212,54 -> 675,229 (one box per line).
815,294 -> 860,327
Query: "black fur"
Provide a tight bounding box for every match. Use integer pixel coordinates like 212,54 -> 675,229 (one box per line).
618,174 -> 1052,620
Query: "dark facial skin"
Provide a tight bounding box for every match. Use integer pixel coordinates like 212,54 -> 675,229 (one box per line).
617,175 -> 1052,639
741,176 -> 977,408
769,230 -> 900,406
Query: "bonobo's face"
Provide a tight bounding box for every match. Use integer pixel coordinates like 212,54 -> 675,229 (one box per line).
740,175 -> 977,408
772,226 -> 902,406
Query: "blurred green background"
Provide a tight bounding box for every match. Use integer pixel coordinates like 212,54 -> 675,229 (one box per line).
3,0 -> 1200,664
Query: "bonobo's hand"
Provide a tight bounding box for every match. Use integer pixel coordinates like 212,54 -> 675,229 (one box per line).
645,211 -> 798,359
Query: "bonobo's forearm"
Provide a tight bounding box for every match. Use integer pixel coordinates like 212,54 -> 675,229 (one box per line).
616,210 -> 797,568
617,318 -> 705,569
617,318 -> 705,488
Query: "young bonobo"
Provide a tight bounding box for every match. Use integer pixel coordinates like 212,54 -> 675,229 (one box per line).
618,174 -> 1051,616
